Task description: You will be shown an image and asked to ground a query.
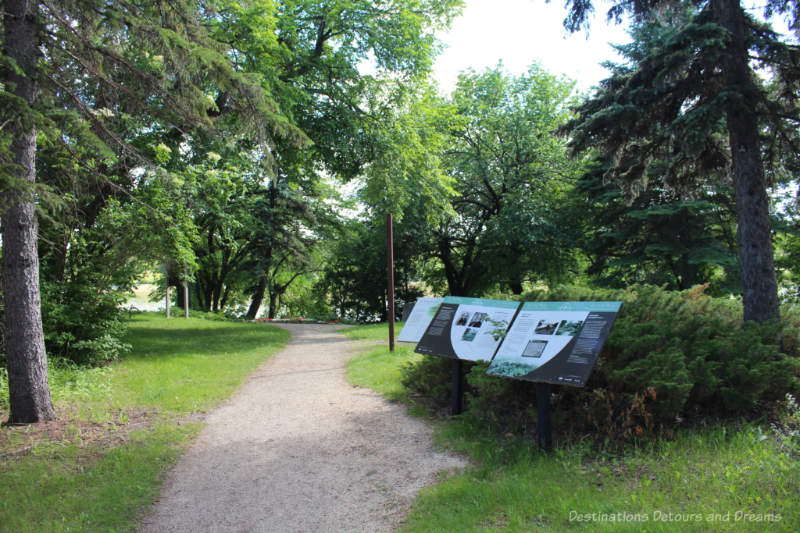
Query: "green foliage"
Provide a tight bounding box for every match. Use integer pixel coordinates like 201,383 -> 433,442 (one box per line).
431,65 -> 584,295
401,355 -> 454,410
349,323 -> 799,532
561,2 -> 799,322
571,160 -> 740,294
401,285 -> 800,439
319,217 -> 425,322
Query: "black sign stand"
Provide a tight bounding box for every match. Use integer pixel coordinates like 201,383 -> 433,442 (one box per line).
451,359 -> 464,415
536,383 -> 553,452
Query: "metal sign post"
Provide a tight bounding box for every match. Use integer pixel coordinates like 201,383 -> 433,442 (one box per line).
451,359 -> 464,415
536,383 -> 553,452
387,212 -> 395,352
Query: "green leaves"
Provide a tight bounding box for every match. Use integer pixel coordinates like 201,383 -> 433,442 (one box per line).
433,65 -> 583,295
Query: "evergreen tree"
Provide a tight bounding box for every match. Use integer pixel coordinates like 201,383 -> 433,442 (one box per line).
560,0 -> 800,322
573,159 -> 740,291
0,0 -> 300,423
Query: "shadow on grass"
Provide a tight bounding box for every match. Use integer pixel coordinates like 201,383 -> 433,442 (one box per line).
123,324 -> 289,360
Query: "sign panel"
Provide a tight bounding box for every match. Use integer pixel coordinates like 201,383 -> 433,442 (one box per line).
414,297 -> 521,362
486,301 -> 621,387
397,297 -> 443,343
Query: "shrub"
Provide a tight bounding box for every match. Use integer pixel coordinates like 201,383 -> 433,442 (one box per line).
400,284 -> 800,440
401,356 -> 453,412
40,278 -> 131,366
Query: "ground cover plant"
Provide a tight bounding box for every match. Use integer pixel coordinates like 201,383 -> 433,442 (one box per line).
402,285 -> 800,440
0,314 -> 288,533
346,314 -> 800,532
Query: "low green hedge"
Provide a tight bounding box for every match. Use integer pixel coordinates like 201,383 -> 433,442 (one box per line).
401,284 -> 800,440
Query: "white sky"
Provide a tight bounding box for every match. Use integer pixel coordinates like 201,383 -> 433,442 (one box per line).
431,0 -> 797,95
432,0 -> 632,94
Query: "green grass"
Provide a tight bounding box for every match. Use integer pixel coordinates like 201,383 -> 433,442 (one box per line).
346,344 -> 800,533
343,321 -> 405,341
347,345 -> 421,400
344,321 -> 420,401
0,313 -> 288,533
0,423 -> 198,533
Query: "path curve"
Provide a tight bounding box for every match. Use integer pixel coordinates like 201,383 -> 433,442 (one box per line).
139,323 -> 466,533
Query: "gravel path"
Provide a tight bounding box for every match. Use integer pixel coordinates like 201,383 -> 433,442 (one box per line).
138,323 -> 467,533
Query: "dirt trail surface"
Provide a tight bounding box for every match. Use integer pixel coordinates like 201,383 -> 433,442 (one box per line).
139,323 -> 467,533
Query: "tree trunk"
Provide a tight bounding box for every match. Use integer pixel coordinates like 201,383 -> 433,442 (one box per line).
246,276 -> 267,319
714,0 -> 780,323
268,291 -> 278,319
2,0 -> 57,423
175,283 -> 186,310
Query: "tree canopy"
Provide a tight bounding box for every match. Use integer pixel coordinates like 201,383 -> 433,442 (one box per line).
4,0 -> 800,425
561,0 -> 800,322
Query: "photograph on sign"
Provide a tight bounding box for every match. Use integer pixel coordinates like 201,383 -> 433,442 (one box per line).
486,301 -> 621,386
396,297 -> 443,343
414,297 -> 520,362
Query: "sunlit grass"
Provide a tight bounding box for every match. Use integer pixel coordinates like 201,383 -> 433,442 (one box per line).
343,321 -> 405,341
347,344 -> 421,400
0,313 -> 288,532
346,341 -> 800,533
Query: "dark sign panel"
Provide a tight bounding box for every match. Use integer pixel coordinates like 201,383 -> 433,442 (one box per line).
414,297 -> 520,362
397,298 -> 443,343
486,301 -> 621,387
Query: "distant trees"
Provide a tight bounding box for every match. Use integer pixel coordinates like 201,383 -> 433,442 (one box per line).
432,66 -> 582,296
0,0 -> 465,422
322,66 -> 583,310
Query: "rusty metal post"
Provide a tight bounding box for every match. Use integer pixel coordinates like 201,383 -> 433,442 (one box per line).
387,212 -> 395,352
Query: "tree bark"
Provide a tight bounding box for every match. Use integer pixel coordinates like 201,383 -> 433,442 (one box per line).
246,276 -> 267,319
713,0 -> 780,322
2,0 -> 57,423
268,291 -> 278,319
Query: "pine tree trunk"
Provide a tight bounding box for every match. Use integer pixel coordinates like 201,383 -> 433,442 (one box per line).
2,0 -> 57,424
714,0 -> 780,323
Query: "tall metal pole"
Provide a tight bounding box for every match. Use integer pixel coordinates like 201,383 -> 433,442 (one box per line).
183,279 -> 189,319
451,359 -> 464,415
536,383 -> 553,452
387,212 -> 395,352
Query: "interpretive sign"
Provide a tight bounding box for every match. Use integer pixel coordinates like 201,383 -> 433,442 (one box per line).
414,297 -> 520,362
486,301 -> 621,387
397,297 -> 443,343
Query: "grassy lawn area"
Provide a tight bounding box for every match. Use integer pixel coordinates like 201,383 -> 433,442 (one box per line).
344,322 -> 420,401
0,314 -> 288,533
346,322 -> 800,533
